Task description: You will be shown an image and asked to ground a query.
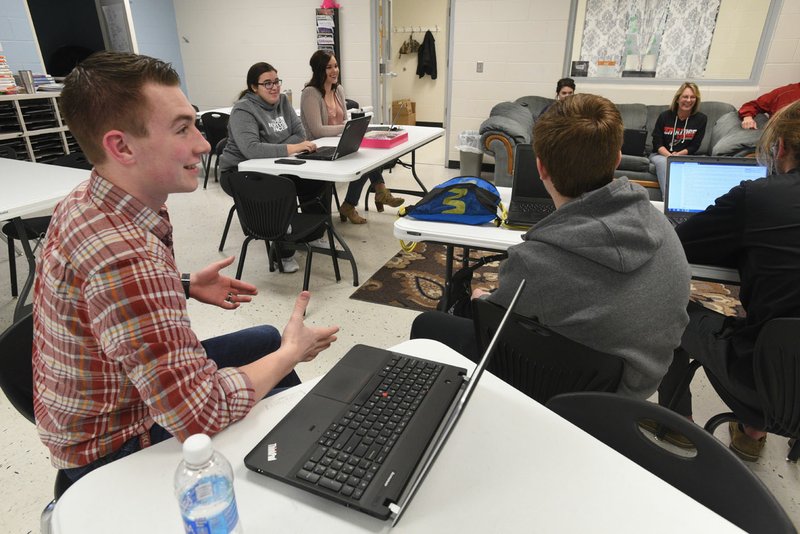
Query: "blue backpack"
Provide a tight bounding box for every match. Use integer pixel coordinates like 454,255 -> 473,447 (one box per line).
399,177 -> 504,225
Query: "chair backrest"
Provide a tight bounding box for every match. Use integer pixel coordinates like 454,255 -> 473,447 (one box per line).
0,146 -> 18,159
754,318 -> 800,440
546,392 -> 795,534
200,112 -> 230,148
345,99 -> 360,110
215,137 -> 228,156
228,171 -> 297,241
472,299 -> 624,403
0,313 -> 35,423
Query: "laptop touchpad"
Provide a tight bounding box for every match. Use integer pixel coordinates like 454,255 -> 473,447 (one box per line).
313,363 -> 375,404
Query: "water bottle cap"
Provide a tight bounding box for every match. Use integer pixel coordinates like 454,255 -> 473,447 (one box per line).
183,434 -> 213,466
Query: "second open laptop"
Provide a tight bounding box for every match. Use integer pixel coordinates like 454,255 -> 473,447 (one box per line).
664,156 -> 768,226
245,280 -> 527,525
505,143 -> 556,227
296,115 -> 371,161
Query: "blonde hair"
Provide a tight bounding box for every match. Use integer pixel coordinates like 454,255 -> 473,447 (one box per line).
670,82 -> 701,115
756,100 -> 800,173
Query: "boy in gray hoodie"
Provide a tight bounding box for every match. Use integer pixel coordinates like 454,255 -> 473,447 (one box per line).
412,93 -> 691,399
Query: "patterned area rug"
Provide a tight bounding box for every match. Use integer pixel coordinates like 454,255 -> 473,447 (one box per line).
350,243 -> 745,317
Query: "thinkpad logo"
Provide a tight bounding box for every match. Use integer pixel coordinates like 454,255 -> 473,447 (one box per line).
267,443 -> 278,462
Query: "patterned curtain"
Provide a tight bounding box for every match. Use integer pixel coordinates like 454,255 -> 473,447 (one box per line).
656,1 -> 721,78
579,0 -> 721,78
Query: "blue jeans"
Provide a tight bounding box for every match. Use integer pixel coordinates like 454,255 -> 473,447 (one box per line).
344,170 -> 384,206
649,153 -> 668,196
63,325 -> 299,482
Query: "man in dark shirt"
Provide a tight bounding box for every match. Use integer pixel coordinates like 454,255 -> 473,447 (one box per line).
658,100 -> 800,461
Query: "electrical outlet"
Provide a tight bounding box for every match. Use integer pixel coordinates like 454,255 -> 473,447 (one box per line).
476,62 -> 484,73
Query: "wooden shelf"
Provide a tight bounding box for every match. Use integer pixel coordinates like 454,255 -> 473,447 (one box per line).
0,92 -> 73,162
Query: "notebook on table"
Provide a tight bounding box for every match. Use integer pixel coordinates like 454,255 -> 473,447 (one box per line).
504,143 -> 555,227
245,280 -> 527,525
664,156 -> 768,226
296,115 -> 371,161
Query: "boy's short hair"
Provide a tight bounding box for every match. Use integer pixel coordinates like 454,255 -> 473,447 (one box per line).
60,51 -> 180,164
533,93 -> 623,198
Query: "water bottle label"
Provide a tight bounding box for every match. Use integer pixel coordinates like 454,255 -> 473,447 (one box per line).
180,475 -> 240,534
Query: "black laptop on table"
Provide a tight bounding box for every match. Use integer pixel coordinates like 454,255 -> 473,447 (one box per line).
505,143 -> 556,227
664,156 -> 768,226
296,115 -> 371,161
622,128 -> 648,157
245,281 -> 527,525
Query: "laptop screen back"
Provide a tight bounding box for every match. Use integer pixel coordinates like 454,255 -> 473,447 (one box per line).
511,144 -> 547,200
665,156 -> 768,216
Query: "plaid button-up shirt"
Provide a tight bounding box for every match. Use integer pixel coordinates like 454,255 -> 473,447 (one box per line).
32,173 -> 256,469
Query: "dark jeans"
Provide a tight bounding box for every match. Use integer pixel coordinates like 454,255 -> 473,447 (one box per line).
344,170 -> 384,206
410,311 -> 480,362
63,325 -> 299,482
658,301 -> 760,420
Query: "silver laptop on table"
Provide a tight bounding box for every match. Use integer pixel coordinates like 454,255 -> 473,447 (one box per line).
664,156 -> 768,226
245,280 -> 527,526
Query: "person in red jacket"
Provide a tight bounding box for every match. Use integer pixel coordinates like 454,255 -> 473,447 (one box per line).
738,82 -> 800,129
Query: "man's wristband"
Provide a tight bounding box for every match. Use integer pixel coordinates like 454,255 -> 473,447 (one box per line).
181,272 -> 191,299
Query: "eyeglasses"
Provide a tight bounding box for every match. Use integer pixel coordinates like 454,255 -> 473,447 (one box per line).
257,79 -> 282,89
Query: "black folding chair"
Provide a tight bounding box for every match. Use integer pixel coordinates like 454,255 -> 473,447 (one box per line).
199,112 -> 229,188
547,392 -> 796,534
0,314 -> 74,531
472,298 -> 624,404
227,171 -> 341,291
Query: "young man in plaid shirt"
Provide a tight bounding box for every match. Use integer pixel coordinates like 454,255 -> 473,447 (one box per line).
32,52 -> 339,482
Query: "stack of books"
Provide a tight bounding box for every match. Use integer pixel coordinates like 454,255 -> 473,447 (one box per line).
0,56 -> 17,93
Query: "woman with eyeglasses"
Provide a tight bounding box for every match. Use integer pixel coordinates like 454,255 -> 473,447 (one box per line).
649,82 -> 708,196
220,62 -> 328,274
300,50 -> 404,224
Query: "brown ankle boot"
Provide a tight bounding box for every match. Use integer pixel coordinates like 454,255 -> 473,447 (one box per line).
339,202 -> 367,224
374,188 -> 405,212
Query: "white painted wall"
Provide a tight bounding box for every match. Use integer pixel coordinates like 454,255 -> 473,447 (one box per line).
6,0 -> 777,160
391,0 -> 448,123
447,0 -> 800,161
172,0 -> 373,111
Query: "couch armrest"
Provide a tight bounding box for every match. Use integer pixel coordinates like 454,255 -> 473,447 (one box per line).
483,134 -> 514,187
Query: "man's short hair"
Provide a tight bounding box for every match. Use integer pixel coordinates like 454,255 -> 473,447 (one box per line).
533,93 -> 623,198
60,51 -> 180,164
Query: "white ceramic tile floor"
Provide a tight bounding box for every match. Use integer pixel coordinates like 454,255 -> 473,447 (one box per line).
0,137 -> 797,532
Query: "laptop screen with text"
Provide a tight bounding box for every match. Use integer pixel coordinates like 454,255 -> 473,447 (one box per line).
665,157 -> 768,216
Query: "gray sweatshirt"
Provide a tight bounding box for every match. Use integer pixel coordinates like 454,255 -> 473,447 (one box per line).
488,177 -> 691,398
219,92 -> 306,173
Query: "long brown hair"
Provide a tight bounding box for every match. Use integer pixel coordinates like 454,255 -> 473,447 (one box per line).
756,100 -> 800,173
304,50 -> 339,97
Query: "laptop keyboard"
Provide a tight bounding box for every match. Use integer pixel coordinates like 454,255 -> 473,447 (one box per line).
669,216 -> 690,227
295,356 -> 443,501
516,201 -> 555,215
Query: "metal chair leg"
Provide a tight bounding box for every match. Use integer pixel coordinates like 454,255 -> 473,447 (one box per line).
218,205 -> 236,251
236,237 -> 252,279
7,235 -> 18,298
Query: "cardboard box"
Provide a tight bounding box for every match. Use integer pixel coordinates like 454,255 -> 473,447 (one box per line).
392,99 -> 416,126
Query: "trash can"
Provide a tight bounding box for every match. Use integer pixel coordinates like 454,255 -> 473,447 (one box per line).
456,130 -> 484,177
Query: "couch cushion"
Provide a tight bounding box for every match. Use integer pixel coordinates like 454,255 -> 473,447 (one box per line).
616,103 -> 648,130
698,101 -> 737,155
479,101 -> 534,143
619,154 -> 652,173
711,111 -> 765,156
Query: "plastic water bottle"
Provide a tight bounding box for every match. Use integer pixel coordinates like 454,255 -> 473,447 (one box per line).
175,434 -> 243,534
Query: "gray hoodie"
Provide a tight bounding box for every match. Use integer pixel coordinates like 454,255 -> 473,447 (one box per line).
488,177 -> 691,398
219,92 -> 306,173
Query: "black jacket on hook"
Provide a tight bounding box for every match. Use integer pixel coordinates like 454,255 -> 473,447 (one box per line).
416,30 -> 437,79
